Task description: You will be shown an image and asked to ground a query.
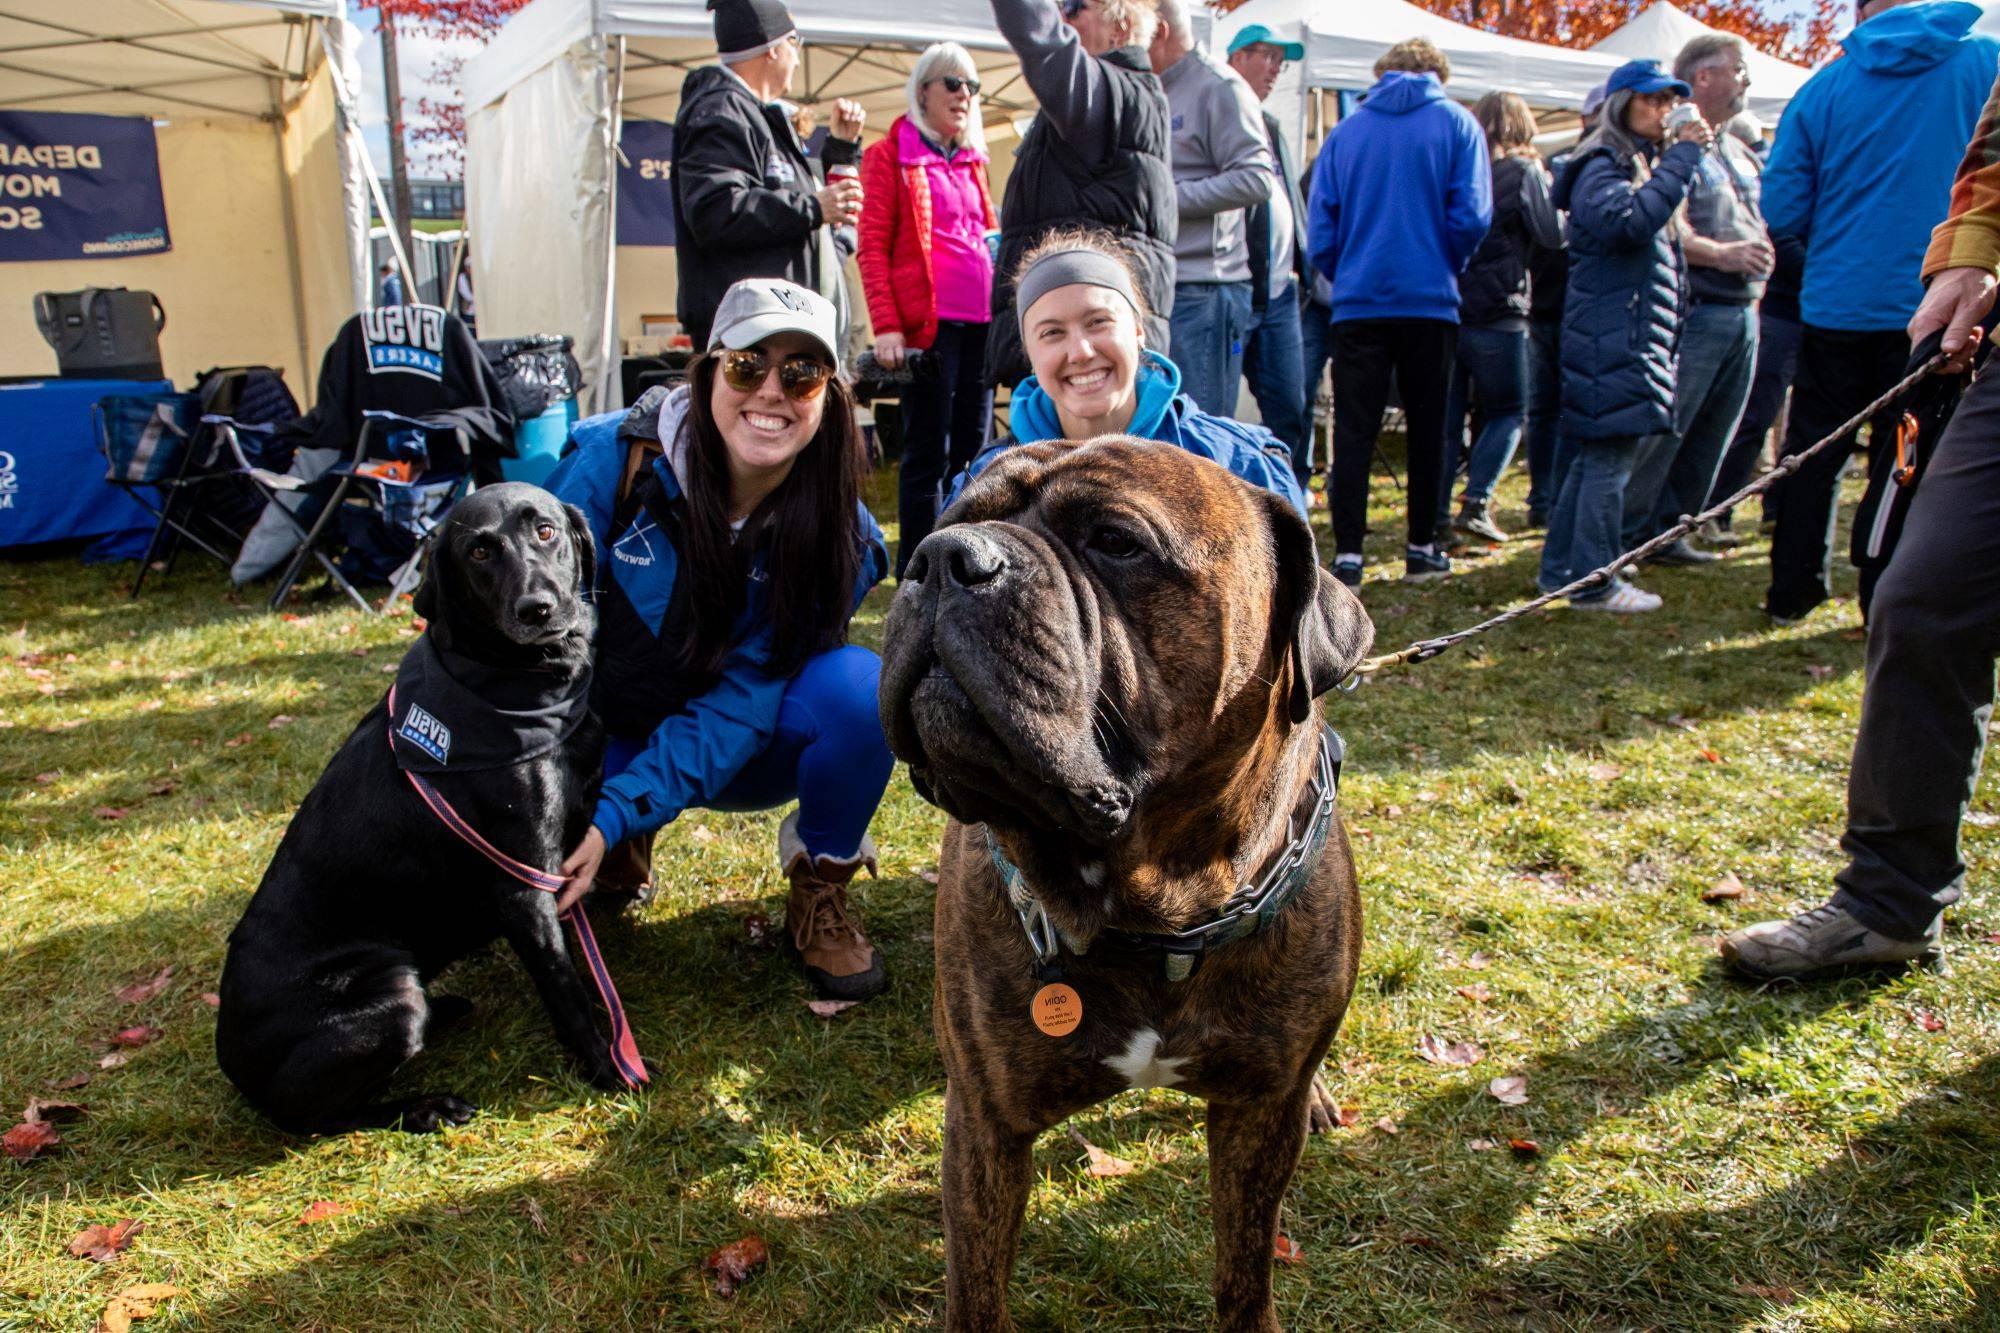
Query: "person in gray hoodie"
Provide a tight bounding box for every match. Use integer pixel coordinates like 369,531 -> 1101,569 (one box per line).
1149,0 -> 1273,415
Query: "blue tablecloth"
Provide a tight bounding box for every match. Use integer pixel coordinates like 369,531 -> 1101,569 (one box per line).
0,377 -> 169,559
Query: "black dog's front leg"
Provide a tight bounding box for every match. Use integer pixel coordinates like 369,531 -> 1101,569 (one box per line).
495,891 -> 629,1090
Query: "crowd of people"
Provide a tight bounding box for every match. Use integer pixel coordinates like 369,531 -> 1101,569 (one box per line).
535,0 -> 1999,997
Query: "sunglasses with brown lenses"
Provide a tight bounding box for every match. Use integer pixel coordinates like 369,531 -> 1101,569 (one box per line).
716,347 -> 835,402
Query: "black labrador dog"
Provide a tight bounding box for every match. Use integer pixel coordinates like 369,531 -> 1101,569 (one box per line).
216,483 -> 630,1133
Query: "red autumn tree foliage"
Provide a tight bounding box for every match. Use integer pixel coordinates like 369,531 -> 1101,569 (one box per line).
1210,0 -> 1847,67
355,0 -> 533,177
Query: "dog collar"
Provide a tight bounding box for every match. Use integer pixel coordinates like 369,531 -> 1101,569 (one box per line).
986,725 -> 1344,985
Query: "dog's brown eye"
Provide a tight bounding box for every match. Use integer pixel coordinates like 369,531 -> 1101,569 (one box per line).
1089,525 -> 1142,559
469,545 -> 492,562
536,523 -> 556,542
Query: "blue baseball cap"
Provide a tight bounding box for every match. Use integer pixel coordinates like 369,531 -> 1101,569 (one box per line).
1605,58 -> 1691,98
1226,23 -> 1305,62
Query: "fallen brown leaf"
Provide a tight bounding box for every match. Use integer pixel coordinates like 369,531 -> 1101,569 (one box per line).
1464,952 -> 1492,969
98,1282 -> 182,1333
1507,1138 -> 1541,1158
1272,1235 -> 1305,1265
1488,1075 -> 1529,1105
1806,663 -> 1835,680
688,824 -> 716,843
68,1219 -> 143,1262
145,779 -> 176,797
1702,872 -> 1747,903
521,1196 -> 548,1235
1416,1035 -> 1483,1067
199,993 -> 221,1008
1066,1127 -> 1135,1176
1468,1138 -> 1499,1152
1587,762 -> 1624,782
1455,984 -> 1495,1004
1736,1282 -> 1798,1304
299,1200 -> 349,1224
24,1098 -> 86,1124
918,867 -> 940,885
109,1026 -> 160,1048
48,1072 -> 92,1091
115,966 -> 175,1005
97,1051 -> 131,1071
806,999 -> 858,1018
4,1120 -> 60,1160
93,807 -> 130,821
1909,1008 -> 1946,1033
221,733 -> 252,749
1373,1116 -> 1400,1135
703,1234 -> 770,1297
1334,1106 -> 1364,1129
1697,747 -> 1723,764
267,714 -> 295,730
33,771 -> 57,784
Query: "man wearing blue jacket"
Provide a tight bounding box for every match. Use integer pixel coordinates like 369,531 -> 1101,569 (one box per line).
1759,0 -> 1998,623
1307,38 -> 1492,587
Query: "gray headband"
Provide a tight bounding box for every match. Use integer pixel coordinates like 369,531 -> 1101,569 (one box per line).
1016,250 -> 1142,330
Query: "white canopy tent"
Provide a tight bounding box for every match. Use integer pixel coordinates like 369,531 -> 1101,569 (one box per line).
0,0 -> 372,396
1590,2 -> 1810,122
464,0 -> 1045,413
1216,0 -> 1625,160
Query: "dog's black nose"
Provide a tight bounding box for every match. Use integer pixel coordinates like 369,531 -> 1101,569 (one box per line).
912,529 -> 1006,590
516,594 -> 555,626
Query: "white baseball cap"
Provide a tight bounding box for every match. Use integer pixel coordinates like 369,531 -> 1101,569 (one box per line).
707,279 -> 839,362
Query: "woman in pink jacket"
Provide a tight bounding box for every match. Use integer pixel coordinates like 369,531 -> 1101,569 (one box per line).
857,41 -> 998,577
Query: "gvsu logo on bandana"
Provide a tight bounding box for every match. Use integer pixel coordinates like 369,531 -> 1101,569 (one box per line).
362,305 -> 448,381
398,702 -> 452,764
0,451 -> 17,511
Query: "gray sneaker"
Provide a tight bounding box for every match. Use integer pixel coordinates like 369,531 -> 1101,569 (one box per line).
1720,902 -> 1942,980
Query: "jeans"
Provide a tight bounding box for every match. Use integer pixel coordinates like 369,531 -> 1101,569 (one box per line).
1441,323 -> 1529,517
1708,311 -> 1803,519
1832,362 -> 2000,939
1242,282 -> 1310,481
1170,280 -> 1256,417
1525,317 -> 1563,517
1626,301 -> 1757,543
896,320 -> 993,578
1539,433 -> 1656,601
603,644 -> 893,861
1300,297 -> 1335,477
1329,318 -> 1457,554
1765,326 -> 1910,620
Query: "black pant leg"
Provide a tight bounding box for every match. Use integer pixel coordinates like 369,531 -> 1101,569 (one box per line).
896,330 -> 955,579
1393,319 -> 1458,549
1833,364 -> 2000,939
945,321 -> 994,479
1765,328 -> 1905,619
1329,321 -> 1396,555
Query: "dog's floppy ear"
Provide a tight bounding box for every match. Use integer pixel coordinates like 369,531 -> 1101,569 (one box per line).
1264,490 -> 1374,724
563,502 -> 598,597
413,530 -> 452,639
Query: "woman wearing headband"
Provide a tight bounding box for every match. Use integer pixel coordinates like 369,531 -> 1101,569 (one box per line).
546,278 -> 896,1003
947,228 -> 1304,512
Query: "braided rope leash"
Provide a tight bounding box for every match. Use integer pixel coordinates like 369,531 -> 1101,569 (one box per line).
1347,351 -> 1947,682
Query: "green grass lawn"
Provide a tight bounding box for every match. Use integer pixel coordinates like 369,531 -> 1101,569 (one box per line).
4,453 -> 1997,1331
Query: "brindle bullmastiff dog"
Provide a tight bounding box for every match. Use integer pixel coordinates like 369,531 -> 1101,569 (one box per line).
879,438 -> 1375,1332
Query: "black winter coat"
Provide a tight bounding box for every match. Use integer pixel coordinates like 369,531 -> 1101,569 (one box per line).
984,30 -> 1177,387
1553,139 -> 1701,441
670,66 -> 859,349
1457,155 -> 1563,328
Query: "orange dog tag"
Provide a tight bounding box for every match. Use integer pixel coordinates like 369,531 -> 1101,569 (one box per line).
1030,983 -> 1082,1037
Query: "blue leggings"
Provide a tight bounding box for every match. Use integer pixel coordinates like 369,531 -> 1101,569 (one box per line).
602,644 -> 893,860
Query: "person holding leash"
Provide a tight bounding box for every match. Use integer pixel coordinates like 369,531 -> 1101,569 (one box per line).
947,227 -> 1304,515
546,279 -> 896,1003
1722,71 -> 1999,979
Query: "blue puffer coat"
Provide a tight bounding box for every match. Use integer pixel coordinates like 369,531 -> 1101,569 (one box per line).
1553,138 -> 1701,441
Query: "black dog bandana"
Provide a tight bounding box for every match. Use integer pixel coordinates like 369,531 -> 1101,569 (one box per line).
389,634 -> 591,775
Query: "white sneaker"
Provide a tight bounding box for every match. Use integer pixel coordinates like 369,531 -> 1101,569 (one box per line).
1570,583 -> 1662,613
1721,902 -> 1943,980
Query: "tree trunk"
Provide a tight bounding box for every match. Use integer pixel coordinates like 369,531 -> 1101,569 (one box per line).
379,12 -> 418,299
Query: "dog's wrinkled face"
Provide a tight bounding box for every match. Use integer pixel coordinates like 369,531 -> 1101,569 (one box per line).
417,482 -> 597,654
879,438 -> 1372,856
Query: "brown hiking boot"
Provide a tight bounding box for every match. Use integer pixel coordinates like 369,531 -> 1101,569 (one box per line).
779,812 -> 886,1001
589,832 -> 656,915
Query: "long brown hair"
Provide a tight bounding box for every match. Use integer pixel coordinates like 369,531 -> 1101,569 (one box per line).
1472,90 -> 1540,162
672,353 -> 867,681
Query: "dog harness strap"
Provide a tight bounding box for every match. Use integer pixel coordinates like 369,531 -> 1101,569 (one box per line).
987,726 -> 1345,984
388,688 -> 650,1089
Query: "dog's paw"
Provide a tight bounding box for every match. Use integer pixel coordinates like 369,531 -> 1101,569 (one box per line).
397,1093 -> 478,1133
1304,1073 -> 1340,1135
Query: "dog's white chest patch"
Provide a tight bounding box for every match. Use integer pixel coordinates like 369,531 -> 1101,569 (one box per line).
1104,1027 -> 1189,1090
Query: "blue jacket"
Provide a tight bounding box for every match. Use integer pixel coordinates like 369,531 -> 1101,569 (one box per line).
1554,139 -> 1702,441
946,350 -> 1306,516
546,387 -> 888,847
1306,71 -> 1492,324
1762,1 -> 1999,331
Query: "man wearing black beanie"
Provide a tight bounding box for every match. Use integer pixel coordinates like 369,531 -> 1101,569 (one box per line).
671,0 -> 864,350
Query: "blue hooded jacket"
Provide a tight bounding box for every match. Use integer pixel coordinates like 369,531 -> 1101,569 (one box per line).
546,386 -> 888,847
1762,1 -> 1999,331
945,350 -> 1306,516
1306,71 -> 1493,324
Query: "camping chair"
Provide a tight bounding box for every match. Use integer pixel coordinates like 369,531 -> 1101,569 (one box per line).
208,408 -> 473,612
94,367 -> 299,596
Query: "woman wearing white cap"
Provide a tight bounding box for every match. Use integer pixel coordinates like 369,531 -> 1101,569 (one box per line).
546,278 -> 896,1003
